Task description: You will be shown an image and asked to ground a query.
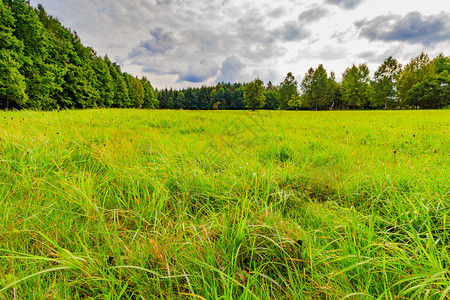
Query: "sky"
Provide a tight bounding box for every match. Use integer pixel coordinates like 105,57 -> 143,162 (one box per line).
29,0 -> 450,89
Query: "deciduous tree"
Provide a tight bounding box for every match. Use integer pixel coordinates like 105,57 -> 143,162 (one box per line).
371,56 -> 402,109
243,78 -> 265,111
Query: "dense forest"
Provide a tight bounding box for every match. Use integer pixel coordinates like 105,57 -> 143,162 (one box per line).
0,0 -> 158,110
1,0 -> 449,111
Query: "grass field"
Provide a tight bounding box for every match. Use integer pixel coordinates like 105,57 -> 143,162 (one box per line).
0,109 -> 449,299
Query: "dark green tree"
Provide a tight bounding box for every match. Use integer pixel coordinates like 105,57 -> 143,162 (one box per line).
131,76 -> 144,108
198,86 -> 211,109
279,72 -> 298,109
167,96 -> 175,109
141,77 -> 158,108
0,51 -> 28,109
0,1 -> 27,109
230,87 -> 245,109
243,78 -> 265,111
301,65 -> 336,110
176,91 -> 186,109
406,54 -> 449,109
108,62 -> 130,108
264,90 -> 280,110
396,52 -> 432,108
341,64 -> 371,109
92,57 -> 114,107
371,57 -> 402,109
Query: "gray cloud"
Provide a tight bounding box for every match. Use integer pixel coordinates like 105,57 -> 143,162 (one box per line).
235,8 -> 273,44
141,27 -> 176,54
129,27 -> 177,57
273,21 -> 311,41
299,6 -> 329,23
357,51 -> 376,60
317,45 -> 348,60
217,56 -> 246,83
356,11 -> 450,45
268,6 -> 286,18
325,0 -> 365,10
356,46 -> 416,63
232,7 -> 293,61
178,59 -> 219,83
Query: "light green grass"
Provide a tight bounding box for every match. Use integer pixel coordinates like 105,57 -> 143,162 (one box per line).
0,109 -> 449,299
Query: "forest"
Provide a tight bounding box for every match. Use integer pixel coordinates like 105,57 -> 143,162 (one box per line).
1,0 -> 449,111
0,0 -> 158,110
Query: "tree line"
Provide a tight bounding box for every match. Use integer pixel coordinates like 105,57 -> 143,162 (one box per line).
158,53 -> 449,111
0,0 -> 158,110
1,0 -> 448,111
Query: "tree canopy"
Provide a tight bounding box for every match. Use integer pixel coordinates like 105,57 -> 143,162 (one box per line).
243,78 -> 266,111
0,0 -> 158,110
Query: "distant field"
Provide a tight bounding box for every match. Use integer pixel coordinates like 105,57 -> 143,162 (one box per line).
0,109 -> 449,299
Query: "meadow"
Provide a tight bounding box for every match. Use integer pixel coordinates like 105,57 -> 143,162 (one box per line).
0,109 -> 448,299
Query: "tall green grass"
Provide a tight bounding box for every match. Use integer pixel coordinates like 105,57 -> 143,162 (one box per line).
0,109 -> 448,299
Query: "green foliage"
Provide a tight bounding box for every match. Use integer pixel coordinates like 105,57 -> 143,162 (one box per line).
141,77 -> 158,109
0,1 -> 159,110
396,52 -> 433,108
0,1 -> 27,109
176,91 -> 186,109
0,50 -> 28,109
371,56 -> 402,109
156,54 -> 446,111
264,89 -> 281,110
167,96 -> 175,109
92,57 -> 114,107
243,78 -> 266,111
108,62 -> 130,108
301,65 -> 338,110
230,86 -> 245,109
131,76 -> 144,108
288,94 -> 301,110
399,53 -> 449,109
279,72 -> 298,109
341,64 -> 371,109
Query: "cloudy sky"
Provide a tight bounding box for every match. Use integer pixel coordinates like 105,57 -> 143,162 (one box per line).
29,0 -> 449,89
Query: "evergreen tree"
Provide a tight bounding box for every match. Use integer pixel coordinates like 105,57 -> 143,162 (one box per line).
341,64 -> 371,109
167,96 -> 175,109
279,72 -> 298,109
92,57 -> 114,107
131,76 -> 144,108
141,77 -> 158,109
108,62 -> 130,108
176,91 -> 186,109
301,65 -> 338,110
230,87 -> 245,109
